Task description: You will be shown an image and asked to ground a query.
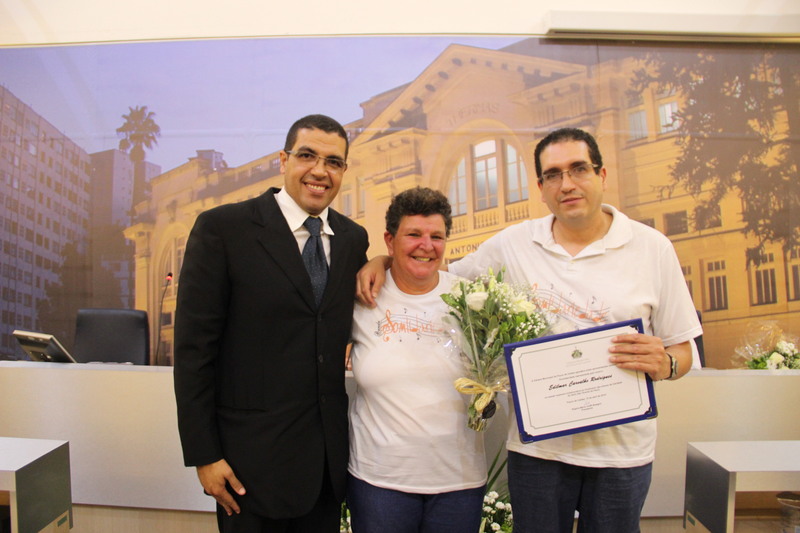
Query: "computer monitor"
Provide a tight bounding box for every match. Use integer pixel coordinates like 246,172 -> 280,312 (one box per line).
12,330 -> 77,363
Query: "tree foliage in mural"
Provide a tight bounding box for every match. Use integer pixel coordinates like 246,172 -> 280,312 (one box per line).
116,105 -> 161,207
631,46 -> 800,266
36,241 -> 123,352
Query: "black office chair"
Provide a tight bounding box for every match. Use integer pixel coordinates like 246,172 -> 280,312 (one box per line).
72,308 -> 150,365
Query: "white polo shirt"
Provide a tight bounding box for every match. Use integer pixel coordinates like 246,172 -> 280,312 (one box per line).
450,204 -> 702,468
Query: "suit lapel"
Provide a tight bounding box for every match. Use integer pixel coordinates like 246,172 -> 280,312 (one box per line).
325,210 -> 352,308
254,189 -> 317,310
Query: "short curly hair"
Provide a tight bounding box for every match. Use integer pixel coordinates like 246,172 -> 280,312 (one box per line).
385,187 -> 452,237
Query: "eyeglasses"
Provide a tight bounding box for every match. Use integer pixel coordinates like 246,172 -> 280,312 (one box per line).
286,150 -> 348,172
540,163 -> 600,186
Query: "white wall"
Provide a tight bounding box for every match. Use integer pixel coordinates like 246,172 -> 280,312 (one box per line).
0,0 -> 796,46
2,361 -> 799,517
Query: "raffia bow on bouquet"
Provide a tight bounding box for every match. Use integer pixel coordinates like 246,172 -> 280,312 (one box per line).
441,268 -> 550,432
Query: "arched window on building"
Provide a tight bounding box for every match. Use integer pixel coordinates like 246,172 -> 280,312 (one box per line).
446,138 -> 530,232
473,139 -> 499,211
505,144 -> 528,204
448,159 -> 468,216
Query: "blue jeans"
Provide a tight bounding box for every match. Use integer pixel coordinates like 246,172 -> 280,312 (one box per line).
346,474 -> 485,533
507,452 -> 652,533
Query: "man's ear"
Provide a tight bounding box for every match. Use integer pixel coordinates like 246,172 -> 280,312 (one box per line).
279,150 -> 288,174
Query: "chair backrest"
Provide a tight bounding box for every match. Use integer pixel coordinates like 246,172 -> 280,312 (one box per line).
73,308 -> 150,365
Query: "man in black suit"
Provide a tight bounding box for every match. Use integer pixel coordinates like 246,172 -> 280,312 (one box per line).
174,114 -> 369,532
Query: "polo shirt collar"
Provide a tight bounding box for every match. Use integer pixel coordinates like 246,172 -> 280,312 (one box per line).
531,204 -> 632,257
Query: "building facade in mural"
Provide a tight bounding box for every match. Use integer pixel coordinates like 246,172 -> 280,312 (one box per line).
2,38 -> 796,366
90,149 -> 160,310
124,40 -> 799,368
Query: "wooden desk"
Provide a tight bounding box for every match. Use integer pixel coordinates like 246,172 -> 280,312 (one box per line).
0,437 -> 72,533
684,440 -> 800,532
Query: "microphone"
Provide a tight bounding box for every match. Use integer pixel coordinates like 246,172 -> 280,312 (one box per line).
155,272 -> 174,365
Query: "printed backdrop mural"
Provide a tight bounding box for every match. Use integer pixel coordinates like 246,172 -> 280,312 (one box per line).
0,36 -> 797,368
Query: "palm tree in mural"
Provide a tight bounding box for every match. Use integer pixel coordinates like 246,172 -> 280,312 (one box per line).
116,105 -> 161,210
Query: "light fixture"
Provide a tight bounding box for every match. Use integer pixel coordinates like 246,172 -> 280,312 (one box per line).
542,11 -> 800,43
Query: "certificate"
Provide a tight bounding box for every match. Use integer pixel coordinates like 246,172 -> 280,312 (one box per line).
504,319 -> 656,443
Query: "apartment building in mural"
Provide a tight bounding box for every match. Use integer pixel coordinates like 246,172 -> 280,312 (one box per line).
90,149 -> 160,309
0,85 -> 92,356
0,85 -> 160,358
124,39 -> 798,369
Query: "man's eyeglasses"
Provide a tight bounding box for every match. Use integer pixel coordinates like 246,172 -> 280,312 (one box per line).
540,163 -> 600,186
286,150 -> 348,172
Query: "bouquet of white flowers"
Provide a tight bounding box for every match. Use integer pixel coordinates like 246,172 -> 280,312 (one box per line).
441,268 -> 550,431
735,321 -> 800,370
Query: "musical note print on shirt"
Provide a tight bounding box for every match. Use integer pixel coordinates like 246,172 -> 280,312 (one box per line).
531,284 -> 610,329
374,309 -> 445,342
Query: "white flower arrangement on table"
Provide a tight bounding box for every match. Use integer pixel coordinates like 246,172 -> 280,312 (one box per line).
441,267 -> 550,431
735,321 -> 799,370
744,339 -> 800,370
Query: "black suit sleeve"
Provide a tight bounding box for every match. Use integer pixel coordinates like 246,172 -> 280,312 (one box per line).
174,209 -> 230,467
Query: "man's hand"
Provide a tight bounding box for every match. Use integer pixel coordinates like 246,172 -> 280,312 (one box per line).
355,256 -> 392,307
609,335 -> 691,382
196,459 -> 246,516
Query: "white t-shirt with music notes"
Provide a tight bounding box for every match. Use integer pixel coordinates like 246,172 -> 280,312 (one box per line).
347,269 -> 487,493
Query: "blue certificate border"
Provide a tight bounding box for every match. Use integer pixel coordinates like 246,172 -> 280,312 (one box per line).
504,318 -> 657,443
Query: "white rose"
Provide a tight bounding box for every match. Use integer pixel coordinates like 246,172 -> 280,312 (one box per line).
776,340 -> 796,356
512,296 -> 536,315
767,351 -> 785,369
450,283 -> 463,299
466,291 -> 489,311
492,523 -> 501,531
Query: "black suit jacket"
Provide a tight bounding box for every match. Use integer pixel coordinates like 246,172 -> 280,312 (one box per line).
174,187 -> 368,518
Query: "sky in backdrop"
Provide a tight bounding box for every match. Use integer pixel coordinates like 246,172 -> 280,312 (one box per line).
0,35 -> 522,172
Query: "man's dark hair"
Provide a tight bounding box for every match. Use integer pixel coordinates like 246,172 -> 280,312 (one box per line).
534,128 -> 603,182
284,114 -> 349,159
385,187 -> 453,237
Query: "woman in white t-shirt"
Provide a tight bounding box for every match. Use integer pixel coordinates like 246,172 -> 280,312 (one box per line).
347,187 -> 487,533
